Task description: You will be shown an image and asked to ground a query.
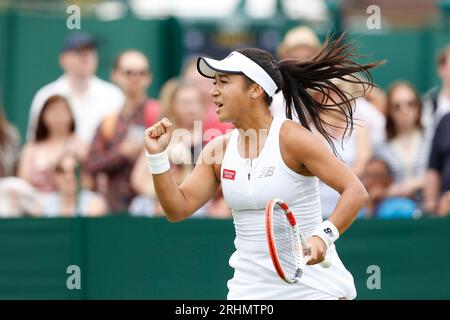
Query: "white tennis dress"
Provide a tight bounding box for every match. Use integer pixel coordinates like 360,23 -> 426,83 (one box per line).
221,116 -> 357,300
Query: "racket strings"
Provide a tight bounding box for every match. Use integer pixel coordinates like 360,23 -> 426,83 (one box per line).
272,205 -> 301,281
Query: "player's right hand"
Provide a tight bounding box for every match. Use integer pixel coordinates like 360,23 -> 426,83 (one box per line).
144,118 -> 173,154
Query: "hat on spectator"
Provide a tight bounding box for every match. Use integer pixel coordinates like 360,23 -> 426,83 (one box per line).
61,32 -> 97,52
277,26 -> 322,58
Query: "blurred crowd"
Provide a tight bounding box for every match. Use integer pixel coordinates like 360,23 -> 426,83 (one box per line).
0,27 -> 449,219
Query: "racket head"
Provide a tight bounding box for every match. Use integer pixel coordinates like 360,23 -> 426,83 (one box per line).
265,198 -> 307,284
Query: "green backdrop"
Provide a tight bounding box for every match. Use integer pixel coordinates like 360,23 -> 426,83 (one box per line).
0,215 -> 449,300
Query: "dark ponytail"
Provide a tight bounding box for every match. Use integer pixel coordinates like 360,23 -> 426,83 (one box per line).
237,33 -> 384,156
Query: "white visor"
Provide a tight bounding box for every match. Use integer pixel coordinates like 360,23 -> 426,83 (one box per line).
197,51 -> 278,97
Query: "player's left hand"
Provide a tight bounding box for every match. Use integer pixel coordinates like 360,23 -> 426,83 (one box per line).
305,236 -> 327,265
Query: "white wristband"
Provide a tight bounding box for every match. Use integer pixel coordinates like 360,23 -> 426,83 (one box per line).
312,220 -> 339,249
146,150 -> 170,174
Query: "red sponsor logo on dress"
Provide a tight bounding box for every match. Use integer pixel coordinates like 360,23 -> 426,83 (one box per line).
222,169 -> 236,180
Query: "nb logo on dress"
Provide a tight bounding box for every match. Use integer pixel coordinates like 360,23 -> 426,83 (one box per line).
258,166 -> 275,178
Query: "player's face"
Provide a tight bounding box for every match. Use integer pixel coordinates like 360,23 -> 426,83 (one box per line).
210,74 -> 251,123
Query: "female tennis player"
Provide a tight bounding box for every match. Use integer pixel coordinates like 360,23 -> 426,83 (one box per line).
144,35 -> 381,300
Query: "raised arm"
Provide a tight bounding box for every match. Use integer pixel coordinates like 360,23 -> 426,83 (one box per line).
144,118 -> 223,222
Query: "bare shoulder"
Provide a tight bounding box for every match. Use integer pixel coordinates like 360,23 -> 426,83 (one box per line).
279,119 -> 320,150
279,119 -> 330,175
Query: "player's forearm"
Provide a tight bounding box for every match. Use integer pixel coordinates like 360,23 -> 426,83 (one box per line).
328,182 -> 369,235
152,172 -> 191,222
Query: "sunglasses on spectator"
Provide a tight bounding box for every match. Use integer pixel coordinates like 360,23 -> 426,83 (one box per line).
119,69 -> 149,77
392,99 -> 418,110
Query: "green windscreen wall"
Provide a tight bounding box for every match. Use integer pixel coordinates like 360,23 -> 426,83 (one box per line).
0,216 -> 449,300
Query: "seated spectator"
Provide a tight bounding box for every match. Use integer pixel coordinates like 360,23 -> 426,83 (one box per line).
181,56 -> 234,143
0,103 -> 21,177
84,49 -> 159,213
360,157 -> 420,219
18,95 -> 88,193
422,44 -> 450,135
0,177 -> 41,218
159,79 -> 206,163
424,112 -> 450,217
26,32 -> 124,145
40,153 -> 107,217
374,81 -> 431,204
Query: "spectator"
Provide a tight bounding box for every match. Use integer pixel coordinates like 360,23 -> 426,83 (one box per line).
26,32 -> 124,144
276,25 -> 322,61
181,56 -> 234,143
422,44 -> 450,134
360,157 -> 419,219
0,177 -> 41,218
374,82 -> 431,204
18,95 -> 88,193
84,49 -> 158,213
40,153 -> 107,217
424,112 -> 450,217
0,103 -> 21,177
159,79 -> 205,163
353,81 -> 387,147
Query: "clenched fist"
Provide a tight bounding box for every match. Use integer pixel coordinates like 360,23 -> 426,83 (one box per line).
144,118 -> 173,154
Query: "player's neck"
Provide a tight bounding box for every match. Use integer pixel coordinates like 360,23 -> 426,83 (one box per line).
235,108 -> 273,159
234,106 -> 273,133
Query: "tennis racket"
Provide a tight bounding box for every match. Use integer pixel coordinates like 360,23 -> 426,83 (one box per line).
265,198 -> 332,284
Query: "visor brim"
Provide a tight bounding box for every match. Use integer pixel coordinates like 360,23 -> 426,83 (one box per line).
197,57 -> 243,79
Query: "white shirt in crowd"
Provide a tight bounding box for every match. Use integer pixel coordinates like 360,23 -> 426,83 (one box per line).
353,97 -> 386,147
26,75 -> 124,143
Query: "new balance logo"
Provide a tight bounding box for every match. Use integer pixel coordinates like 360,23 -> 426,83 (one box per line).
258,166 -> 275,178
324,228 -> 334,237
